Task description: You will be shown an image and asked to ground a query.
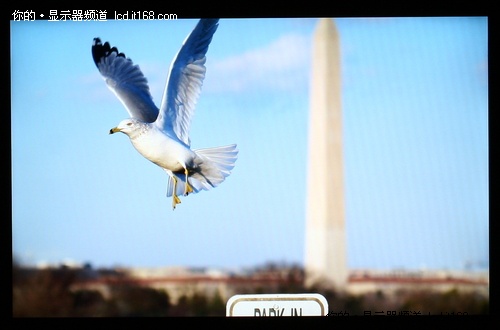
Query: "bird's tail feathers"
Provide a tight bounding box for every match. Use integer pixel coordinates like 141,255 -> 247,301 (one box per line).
191,144 -> 238,191
165,144 -> 238,197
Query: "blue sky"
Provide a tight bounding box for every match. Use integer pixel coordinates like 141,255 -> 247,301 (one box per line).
11,17 -> 488,271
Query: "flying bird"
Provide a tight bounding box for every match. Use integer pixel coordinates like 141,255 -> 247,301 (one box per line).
92,19 -> 238,209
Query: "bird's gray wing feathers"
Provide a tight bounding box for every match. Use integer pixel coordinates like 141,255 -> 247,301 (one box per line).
155,19 -> 219,146
92,38 -> 159,123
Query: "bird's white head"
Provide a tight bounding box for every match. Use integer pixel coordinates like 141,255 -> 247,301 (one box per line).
109,118 -> 146,138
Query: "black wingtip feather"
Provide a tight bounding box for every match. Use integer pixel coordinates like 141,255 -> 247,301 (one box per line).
91,37 -> 127,67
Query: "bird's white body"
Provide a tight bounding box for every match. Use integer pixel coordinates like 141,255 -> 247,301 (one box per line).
121,119 -> 195,172
93,19 -> 238,209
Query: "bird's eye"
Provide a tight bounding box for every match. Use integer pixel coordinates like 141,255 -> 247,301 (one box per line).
127,122 -> 132,126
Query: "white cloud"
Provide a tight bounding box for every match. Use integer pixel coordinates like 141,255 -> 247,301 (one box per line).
204,33 -> 312,94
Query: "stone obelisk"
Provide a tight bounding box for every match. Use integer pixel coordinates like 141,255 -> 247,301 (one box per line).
304,18 -> 347,290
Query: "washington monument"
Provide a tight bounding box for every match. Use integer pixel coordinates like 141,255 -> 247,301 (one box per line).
304,18 -> 348,290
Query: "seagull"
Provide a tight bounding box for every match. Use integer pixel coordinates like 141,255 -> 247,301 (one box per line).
92,18 -> 238,209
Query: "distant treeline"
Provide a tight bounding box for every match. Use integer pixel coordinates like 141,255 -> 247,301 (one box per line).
12,261 -> 488,317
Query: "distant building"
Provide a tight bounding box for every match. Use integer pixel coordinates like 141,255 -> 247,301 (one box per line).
70,265 -> 304,304
347,269 -> 489,298
69,265 -> 488,303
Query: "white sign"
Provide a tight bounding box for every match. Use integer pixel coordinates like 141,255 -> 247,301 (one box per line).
226,293 -> 328,317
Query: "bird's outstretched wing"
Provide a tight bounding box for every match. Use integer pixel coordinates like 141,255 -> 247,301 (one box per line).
155,19 -> 219,146
92,38 -> 159,123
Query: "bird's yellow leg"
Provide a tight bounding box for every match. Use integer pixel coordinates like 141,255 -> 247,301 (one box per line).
184,168 -> 194,196
171,176 -> 182,209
